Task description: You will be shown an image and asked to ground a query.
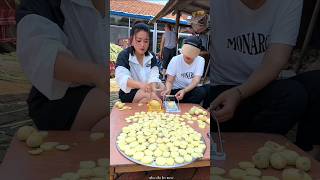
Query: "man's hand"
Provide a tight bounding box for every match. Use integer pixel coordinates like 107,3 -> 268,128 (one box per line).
209,88 -> 242,122
175,89 -> 186,100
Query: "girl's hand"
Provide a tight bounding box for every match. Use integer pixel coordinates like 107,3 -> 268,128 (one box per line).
92,65 -> 107,92
140,83 -> 152,93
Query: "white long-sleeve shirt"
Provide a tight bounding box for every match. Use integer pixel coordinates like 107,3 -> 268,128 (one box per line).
17,0 -> 107,100
115,47 -> 161,93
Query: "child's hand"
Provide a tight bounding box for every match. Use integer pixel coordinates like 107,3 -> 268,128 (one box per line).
175,89 -> 186,100
161,88 -> 171,97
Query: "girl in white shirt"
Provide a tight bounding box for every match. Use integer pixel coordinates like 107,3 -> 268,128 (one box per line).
115,23 -> 163,103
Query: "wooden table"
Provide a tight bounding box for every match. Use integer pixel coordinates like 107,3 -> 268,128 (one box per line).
213,133 -> 320,179
109,103 -> 211,180
0,131 -> 107,180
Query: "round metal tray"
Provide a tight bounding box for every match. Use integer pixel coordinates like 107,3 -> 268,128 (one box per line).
116,134 -> 207,168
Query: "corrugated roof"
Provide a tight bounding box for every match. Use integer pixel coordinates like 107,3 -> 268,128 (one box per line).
110,0 -> 188,24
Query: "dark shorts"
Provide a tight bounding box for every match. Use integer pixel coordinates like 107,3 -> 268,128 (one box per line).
27,85 -> 93,130
171,86 -> 207,104
119,89 -> 139,103
162,47 -> 176,69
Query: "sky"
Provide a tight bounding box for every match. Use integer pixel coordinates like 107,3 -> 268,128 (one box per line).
142,0 -> 169,5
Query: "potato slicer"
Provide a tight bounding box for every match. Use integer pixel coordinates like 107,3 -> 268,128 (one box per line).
210,113 -> 226,161
163,95 -> 181,113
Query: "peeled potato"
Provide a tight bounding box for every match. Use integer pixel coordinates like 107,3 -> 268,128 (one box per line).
302,172 -> 312,180
228,168 -> 246,180
155,157 -> 166,166
264,141 -> 285,152
252,152 -> 270,169
270,152 -> 287,170
133,151 -> 144,161
92,167 -> 107,178
257,146 -> 274,155
174,156 -> 184,164
17,126 -> 36,141
279,150 -> 299,166
61,172 -> 80,180
295,156 -> 311,172
282,168 -> 305,180
167,101 -> 175,108
166,157 -> 175,166
141,156 -> 153,164
40,142 -> 59,151
38,131 -> 48,139
212,167 -> 226,175
242,176 -> 260,180
246,168 -> 261,177
90,132 -> 105,141
238,161 -> 255,169
28,148 -> 43,155
261,176 -> 280,180
97,158 -> 108,168
80,160 -> 96,169
77,168 -> 93,178
55,144 -> 70,151
211,175 -> 224,180
26,132 -> 43,148
124,148 -> 135,156
189,108 -> 196,115
183,154 -> 193,162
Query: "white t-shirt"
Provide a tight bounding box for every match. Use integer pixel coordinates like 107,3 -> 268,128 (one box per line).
166,54 -> 205,89
210,0 -> 303,85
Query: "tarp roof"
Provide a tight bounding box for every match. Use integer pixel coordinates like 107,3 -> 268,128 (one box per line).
149,0 -> 209,24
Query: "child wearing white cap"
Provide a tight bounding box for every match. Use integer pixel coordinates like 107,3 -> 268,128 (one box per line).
161,36 -> 206,104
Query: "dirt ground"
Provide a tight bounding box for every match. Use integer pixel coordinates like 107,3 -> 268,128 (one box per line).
109,78 -> 119,110
0,52 -> 32,163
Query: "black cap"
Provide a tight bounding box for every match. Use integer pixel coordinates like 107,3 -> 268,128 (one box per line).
184,36 -> 202,50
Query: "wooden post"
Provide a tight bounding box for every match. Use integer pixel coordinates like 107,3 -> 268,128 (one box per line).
175,10 -> 181,50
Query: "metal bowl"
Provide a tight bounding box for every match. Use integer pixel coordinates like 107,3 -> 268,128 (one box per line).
115,134 -> 207,168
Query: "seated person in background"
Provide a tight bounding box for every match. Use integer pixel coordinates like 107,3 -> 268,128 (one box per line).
115,23 -> 164,103
161,36 -> 206,104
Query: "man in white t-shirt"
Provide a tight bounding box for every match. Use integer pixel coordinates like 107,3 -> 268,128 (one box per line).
162,36 -> 206,104
204,0 -> 308,134
206,0 -> 320,158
